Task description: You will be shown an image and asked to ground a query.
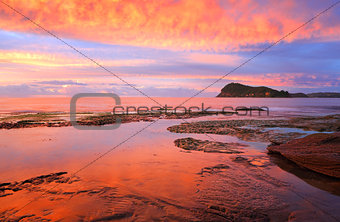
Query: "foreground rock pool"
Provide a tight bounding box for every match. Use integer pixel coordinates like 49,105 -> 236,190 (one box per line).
0,115 -> 339,221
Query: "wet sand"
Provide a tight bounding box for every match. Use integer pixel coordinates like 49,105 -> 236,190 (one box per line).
0,115 -> 340,221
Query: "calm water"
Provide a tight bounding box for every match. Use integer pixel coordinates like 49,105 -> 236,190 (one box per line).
0,97 -> 339,220
0,97 -> 340,116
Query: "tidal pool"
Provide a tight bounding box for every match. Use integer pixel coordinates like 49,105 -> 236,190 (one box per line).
0,117 -> 339,221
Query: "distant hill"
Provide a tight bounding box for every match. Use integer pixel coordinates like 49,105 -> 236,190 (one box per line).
216,83 -> 340,98
307,92 -> 340,98
216,83 -> 290,97
290,93 -> 308,98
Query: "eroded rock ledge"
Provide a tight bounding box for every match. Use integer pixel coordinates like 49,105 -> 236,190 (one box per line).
0,111 -> 221,129
168,119 -> 308,143
174,137 -> 246,153
0,172 -> 76,198
267,133 -> 340,178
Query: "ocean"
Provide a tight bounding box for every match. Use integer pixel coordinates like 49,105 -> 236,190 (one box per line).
1,97 -> 339,116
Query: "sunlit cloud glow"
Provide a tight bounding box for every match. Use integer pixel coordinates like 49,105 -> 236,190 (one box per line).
0,0 -> 339,97
1,0 -> 340,51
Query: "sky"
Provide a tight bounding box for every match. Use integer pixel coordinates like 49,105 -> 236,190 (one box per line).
0,0 -> 339,97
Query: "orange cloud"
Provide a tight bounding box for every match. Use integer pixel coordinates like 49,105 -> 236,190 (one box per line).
0,51 -> 87,67
0,50 -> 155,67
0,0 -> 339,51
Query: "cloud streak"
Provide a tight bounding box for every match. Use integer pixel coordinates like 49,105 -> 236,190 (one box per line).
0,50 -> 156,68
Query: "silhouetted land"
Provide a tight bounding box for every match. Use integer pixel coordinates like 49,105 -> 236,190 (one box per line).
217,83 -> 340,98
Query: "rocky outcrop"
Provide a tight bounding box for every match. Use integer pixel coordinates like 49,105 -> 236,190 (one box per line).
216,82 -> 340,98
267,133 -> 340,178
168,119 -> 306,143
217,83 -> 290,97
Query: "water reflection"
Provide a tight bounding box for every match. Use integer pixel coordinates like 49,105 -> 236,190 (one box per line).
269,154 -> 340,196
0,117 -> 340,220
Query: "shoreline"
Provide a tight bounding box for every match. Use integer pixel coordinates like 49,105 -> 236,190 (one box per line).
0,110 -> 265,130
1,111 -> 339,130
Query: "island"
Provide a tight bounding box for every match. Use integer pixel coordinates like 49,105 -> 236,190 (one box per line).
217,83 -> 340,98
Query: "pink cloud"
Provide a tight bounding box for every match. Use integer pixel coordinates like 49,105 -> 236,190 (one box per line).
0,0 -> 339,51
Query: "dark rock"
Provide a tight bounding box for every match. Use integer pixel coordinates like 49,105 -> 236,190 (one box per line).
0,172 -> 73,198
267,133 -> 340,178
233,156 -> 248,162
199,164 -> 230,175
174,137 -> 245,153
217,83 -> 290,98
168,119 -> 307,143
216,82 -> 340,98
